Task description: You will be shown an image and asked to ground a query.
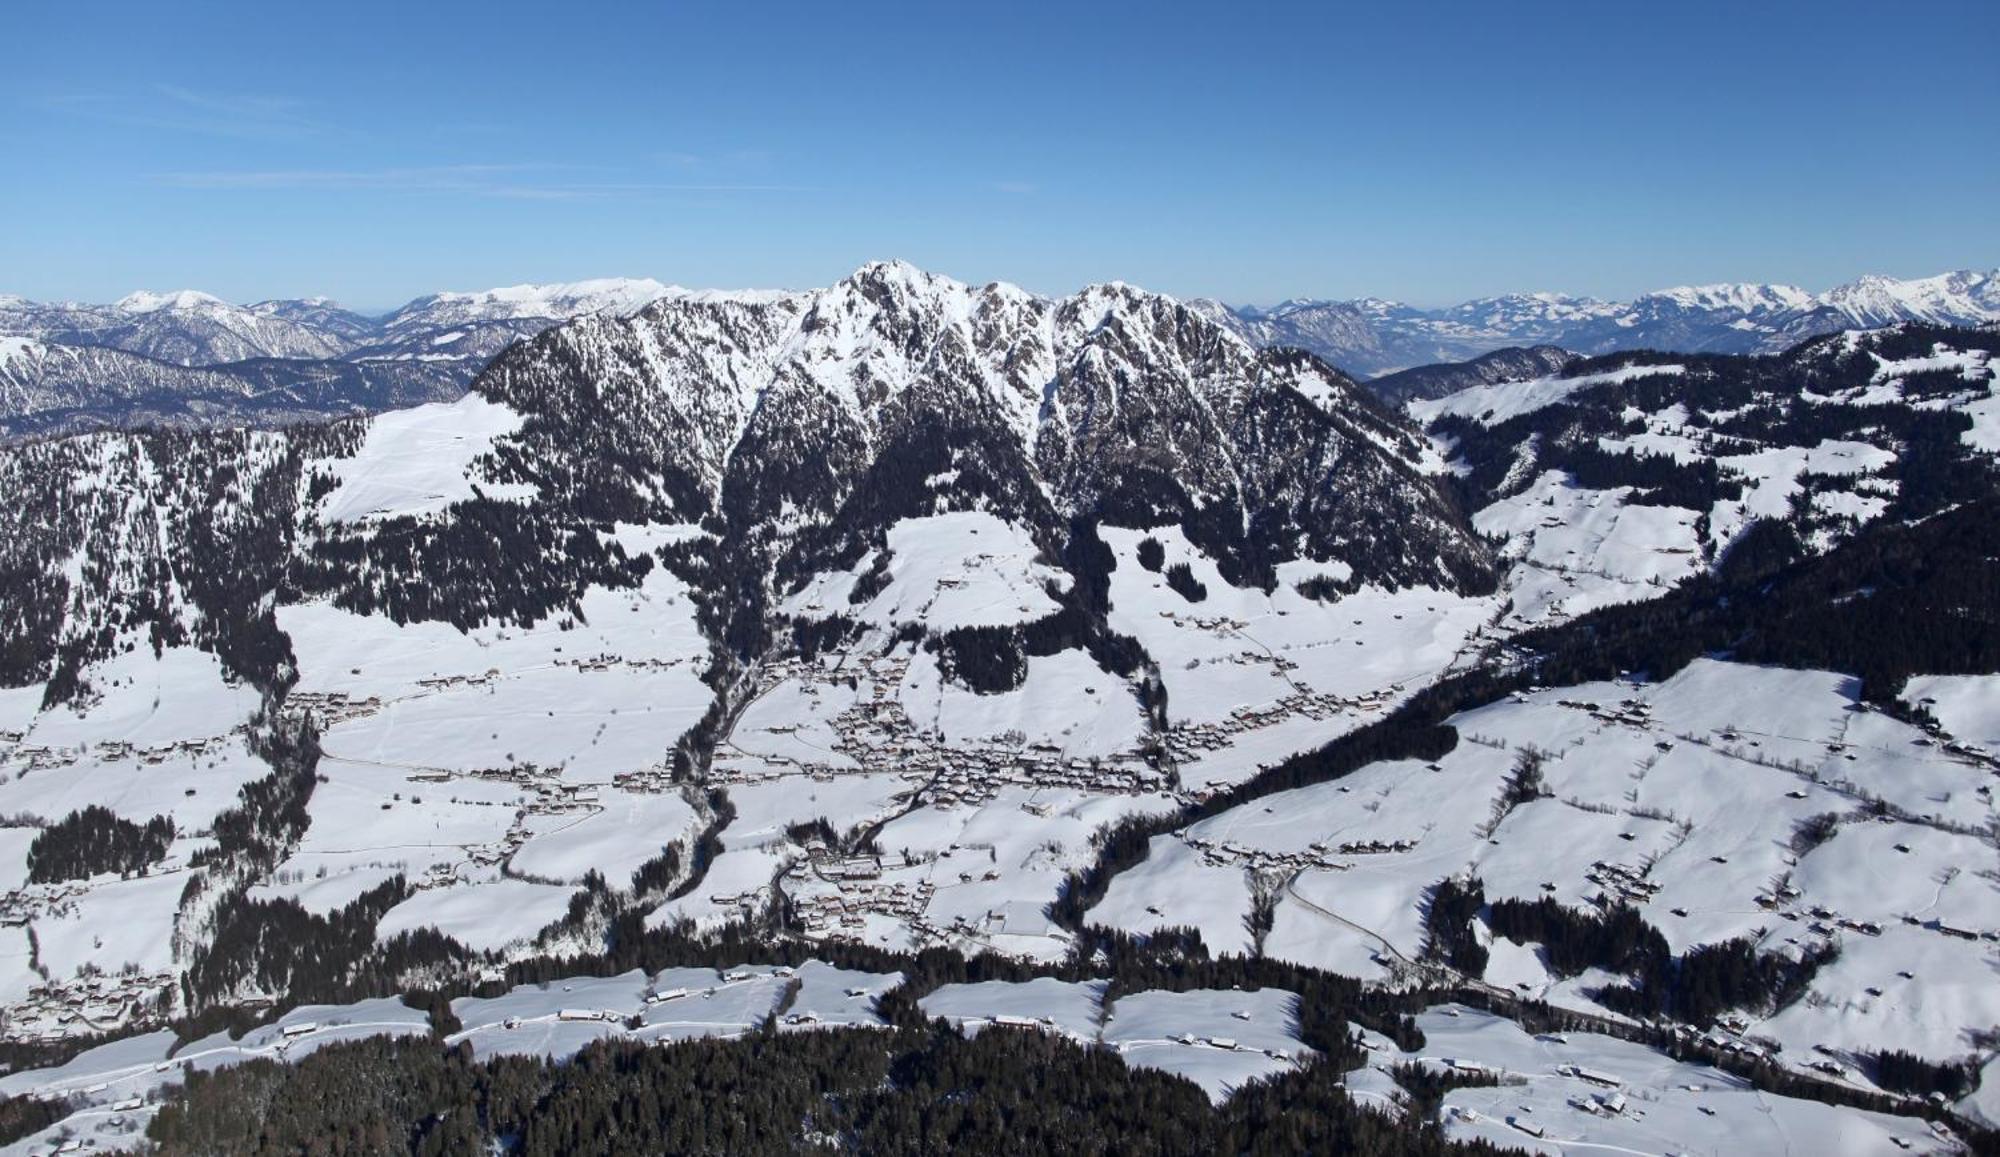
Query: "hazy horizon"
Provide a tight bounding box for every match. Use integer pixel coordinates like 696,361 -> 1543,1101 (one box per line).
10,259 -> 2000,320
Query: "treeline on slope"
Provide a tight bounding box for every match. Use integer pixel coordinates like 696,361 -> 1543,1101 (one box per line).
1419,877 -> 1829,1027
1868,1049 -> 1979,1100
0,1096 -> 66,1149
290,498 -> 655,632
907,515 -> 1153,697
25,806 -> 173,883
0,422 -> 351,702
1431,329 -> 1999,524
144,1028 -> 1521,1157
1508,496 -> 2000,703
1052,497 -> 2000,921
1420,877 -> 1489,976
1051,497 -> 2000,1041
1482,895 -> 1835,1026
191,715 -> 320,876
1388,1062 -> 1503,1124
181,875 -> 469,1015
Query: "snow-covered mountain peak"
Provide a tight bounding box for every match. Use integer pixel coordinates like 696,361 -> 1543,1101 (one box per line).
1819,269 -> 2000,327
841,257 -> 943,289
115,289 -> 231,314
384,277 -> 683,331
463,260 -> 1477,590
1638,282 -> 1813,315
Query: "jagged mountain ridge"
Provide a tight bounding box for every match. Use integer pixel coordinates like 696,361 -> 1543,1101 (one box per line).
0,261 -> 1495,698
7,267 -> 1995,436
473,261 -> 1494,602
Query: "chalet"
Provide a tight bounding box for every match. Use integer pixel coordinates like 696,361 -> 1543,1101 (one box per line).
1566,1065 -> 1623,1088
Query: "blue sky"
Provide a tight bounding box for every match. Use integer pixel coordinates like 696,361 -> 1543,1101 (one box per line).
4,0 -> 1995,310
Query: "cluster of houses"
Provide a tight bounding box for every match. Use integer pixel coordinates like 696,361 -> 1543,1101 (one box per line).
0,879 -> 91,930
712,652 -> 1162,804
916,750 -> 1161,809
787,868 -> 936,940
1553,695 -> 1656,732
282,690 -> 387,728
1582,860 -> 1663,908
558,653 -> 684,675
5,727 -> 246,778
1663,1017 -> 1785,1068
1181,833 -> 1366,874
1,971 -> 171,1045
1164,685 -> 1398,767
772,840 -> 938,942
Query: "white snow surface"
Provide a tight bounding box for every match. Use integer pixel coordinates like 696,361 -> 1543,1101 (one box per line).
1370,1005 -> 1946,1155
1409,363 -> 1685,426
785,512 -> 1066,631
374,878 -> 578,952
316,393 -> 535,523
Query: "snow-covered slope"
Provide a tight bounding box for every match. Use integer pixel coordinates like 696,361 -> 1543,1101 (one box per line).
0,265 -> 1994,1151
0,260 -> 1495,1036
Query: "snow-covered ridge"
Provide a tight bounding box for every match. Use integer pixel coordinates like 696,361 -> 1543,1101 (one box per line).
1408,362 -> 1686,426
380,277 -> 686,331
113,289 -> 233,314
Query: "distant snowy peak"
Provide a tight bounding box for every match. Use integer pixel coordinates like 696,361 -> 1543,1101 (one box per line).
114,289 -> 233,314
1816,270 -> 2000,328
1636,282 -> 1813,316
248,297 -> 379,344
383,278 -> 684,331
1439,291 -> 1619,330
0,291 -> 352,365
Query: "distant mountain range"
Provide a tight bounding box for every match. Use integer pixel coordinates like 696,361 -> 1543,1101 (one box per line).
0,279 -> 682,437
0,279 -> 682,367
1192,269 -> 2000,376
2,268 -> 1995,437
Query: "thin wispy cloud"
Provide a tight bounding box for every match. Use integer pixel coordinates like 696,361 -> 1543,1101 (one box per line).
46,85 -> 342,141
993,180 -> 1039,195
150,163 -> 811,199
657,148 -> 776,171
